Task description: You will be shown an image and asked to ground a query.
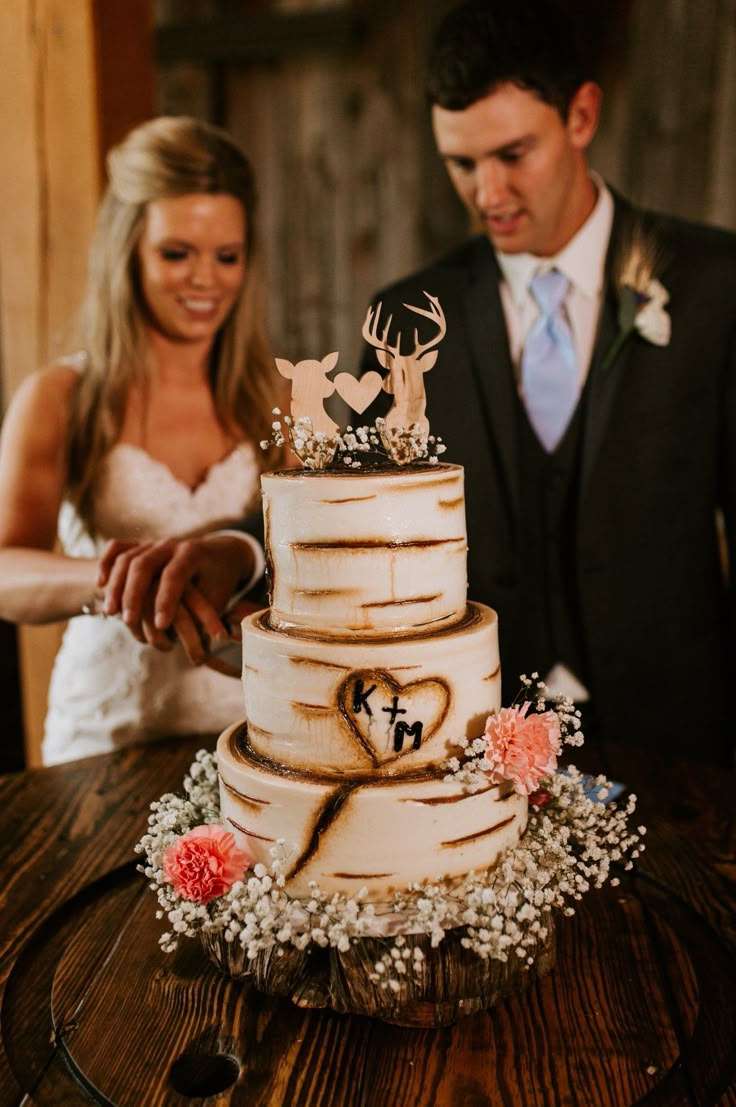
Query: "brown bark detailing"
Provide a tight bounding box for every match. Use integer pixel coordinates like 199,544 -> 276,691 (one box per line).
221,778 -> 272,808
225,817 -> 276,843
361,594 -> 442,609
288,782 -> 358,881
290,537 -> 465,551
441,815 -> 517,849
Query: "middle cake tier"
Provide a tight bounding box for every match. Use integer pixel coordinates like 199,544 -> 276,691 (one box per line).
242,601 -> 500,775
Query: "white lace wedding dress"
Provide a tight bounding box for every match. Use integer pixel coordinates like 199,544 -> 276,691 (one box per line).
42,441 -> 260,765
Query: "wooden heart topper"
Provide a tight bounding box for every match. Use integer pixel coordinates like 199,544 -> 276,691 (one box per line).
337,670 -> 450,767
333,370 -> 383,414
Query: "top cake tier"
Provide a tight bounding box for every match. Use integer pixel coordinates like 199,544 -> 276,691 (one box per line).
262,464 -> 468,637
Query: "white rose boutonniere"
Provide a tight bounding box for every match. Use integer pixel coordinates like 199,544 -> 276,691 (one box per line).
631,277 -> 671,346
600,224 -> 671,373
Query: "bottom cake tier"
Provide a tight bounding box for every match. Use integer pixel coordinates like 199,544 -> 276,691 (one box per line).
217,721 -> 528,901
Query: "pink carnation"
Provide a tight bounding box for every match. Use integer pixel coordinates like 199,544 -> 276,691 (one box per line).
163,824 -> 252,904
483,702 -> 561,796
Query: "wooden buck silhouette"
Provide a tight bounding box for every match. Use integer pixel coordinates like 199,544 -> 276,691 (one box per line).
362,292 -> 446,434
275,351 -> 340,436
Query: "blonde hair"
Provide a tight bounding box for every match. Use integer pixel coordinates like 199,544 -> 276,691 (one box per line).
68,115 -> 282,528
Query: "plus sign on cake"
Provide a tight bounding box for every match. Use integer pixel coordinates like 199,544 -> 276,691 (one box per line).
138,297 -> 643,1027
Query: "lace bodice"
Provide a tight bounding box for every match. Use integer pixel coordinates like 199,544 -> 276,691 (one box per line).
43,442 -> 259,765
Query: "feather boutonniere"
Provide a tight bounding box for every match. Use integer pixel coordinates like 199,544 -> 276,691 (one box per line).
600,223 -> 671,373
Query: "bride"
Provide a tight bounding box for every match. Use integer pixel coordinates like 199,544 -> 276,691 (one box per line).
0,116 -> 283,765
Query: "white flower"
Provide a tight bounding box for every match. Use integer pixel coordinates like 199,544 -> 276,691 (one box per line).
601,225 -> 671,373
634,278 -> 670,346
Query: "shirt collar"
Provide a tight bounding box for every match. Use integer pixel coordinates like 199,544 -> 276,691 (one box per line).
496,173 -> 614,306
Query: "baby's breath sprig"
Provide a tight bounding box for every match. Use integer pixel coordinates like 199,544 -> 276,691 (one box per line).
516,672 -> 584,747
261,410 -> 338,469
374,418 -> 447,467
259,408 -> 447,471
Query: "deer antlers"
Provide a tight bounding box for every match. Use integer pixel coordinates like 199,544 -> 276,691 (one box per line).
404,292 -> 447,359
362,291 -> 446,366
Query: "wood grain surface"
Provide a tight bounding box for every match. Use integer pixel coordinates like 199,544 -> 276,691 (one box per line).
1,735 -> 734,1106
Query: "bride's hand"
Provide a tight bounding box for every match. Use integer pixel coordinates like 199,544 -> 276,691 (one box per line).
96,539 -> 175,649
97,535 -> 255,652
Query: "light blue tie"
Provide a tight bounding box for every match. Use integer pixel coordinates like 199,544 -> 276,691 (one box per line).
521,270 -> 578,452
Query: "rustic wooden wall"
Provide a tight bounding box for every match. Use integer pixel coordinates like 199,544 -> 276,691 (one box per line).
0,1 -> 101,769
591,0 -> 736,229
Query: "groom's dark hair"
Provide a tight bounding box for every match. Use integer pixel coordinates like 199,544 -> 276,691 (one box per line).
426,0 -> 594,119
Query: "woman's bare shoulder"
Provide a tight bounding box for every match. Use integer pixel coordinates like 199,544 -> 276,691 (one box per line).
11,360 -> 81,413
32,358 -> 83,393
2,362 -> 83,458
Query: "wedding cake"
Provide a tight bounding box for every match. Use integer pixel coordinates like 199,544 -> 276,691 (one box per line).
140,295 -> 642,1028
217,463 -> 527,901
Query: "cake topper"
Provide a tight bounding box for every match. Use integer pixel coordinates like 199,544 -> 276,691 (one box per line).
358,291 -> 446,466
262,294 -> 448,469
274,352 -> 342,467
275,352 -> 340,436
360,291 -> 445,436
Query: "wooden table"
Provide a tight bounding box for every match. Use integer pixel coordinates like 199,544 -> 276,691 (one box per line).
1,734 -> 735,1107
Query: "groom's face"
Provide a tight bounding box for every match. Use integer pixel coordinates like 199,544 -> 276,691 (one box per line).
432,81 -> 600,257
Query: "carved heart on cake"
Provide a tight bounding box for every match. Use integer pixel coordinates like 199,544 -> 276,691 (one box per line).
337,669 -> 450,768
334,371 -> 384,415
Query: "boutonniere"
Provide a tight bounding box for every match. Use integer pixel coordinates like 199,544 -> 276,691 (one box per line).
600,223 -> 671,373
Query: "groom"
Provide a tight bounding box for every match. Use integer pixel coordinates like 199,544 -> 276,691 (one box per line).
358,0 -> 736,765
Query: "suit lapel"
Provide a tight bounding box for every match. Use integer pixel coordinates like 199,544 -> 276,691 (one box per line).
461,240 -> 521,523
580,194 -> 639,501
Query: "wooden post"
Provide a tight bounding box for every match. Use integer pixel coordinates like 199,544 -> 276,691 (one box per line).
0,0 -> 153,766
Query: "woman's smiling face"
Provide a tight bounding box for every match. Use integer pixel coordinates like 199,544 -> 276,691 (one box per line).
136,192 -> 247,348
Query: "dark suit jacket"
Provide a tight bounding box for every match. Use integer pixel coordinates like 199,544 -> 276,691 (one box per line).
360,194 -> 736,764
